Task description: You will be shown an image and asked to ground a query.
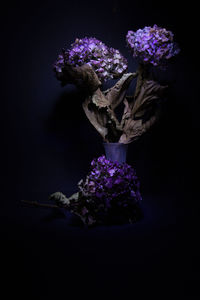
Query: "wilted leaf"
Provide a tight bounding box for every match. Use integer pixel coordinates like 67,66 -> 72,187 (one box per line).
62,64 -> 101,93
119,79 -> 166,143
104,72 -> 136,110
132,79 -> 168,119
49,191 -> 79,207
82,96 -> 109,140
82,88 -> 123,142
119,109 -> 160,144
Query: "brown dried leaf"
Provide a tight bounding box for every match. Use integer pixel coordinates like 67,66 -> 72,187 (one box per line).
119,78 -> 166,144
132,79 -> 168,119
63,64 -> 101,93
91,88 -> 110,108
120,98 -> 134,128
82,88 -> 123,142
82,96 -> 109,141
119,109 -> 160,144
104,73 -> 136,110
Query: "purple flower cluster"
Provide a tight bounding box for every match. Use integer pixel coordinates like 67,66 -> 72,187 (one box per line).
126,25 -> 180,66
50,155 -> 142,226
79,155 -> 141,209
54,37 -> 128,82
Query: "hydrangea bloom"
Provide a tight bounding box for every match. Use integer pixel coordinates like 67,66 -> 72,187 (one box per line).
79,155 -> 141,202
54,37 -> 128,83
70,155 -> 142,225
126,24 -> 180,66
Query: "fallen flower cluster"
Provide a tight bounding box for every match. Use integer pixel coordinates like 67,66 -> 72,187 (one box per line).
52,156 -> 142,226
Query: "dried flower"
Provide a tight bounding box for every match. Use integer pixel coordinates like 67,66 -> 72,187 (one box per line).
126,24 -> 180,66
66,155 -> 142,226
54,37 -> 128,84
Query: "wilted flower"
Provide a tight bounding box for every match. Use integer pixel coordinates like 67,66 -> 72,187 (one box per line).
66,155 -> 142,225
54,37 -> 128,84
126,24 -> 180,66
79,155 -> 141,201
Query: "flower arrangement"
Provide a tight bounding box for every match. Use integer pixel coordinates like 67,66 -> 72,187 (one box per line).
48,25 -> 180,225
51,156 -> 142,226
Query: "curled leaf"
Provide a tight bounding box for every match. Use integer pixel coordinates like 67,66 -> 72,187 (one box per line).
82,88 -> 123,142
132,79 -> 168,119
62,64 -> 101,93
104,72 -> 137,110
119,108 -> 160,144
82,96 -> 109,140
49,191 -> 79,207
119,78 -> 166,144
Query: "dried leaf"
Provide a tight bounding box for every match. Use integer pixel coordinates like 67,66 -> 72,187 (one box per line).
119,109 -> 160,144
82,88 -> 123,142
119,78 -> 166,144
91,88 -> 110,108
104,72 -> 136,110
120,98 -> 134,128
132,79 -> 167,119
82,96 -> 109,140
63,64 -> 101,93
49,191 -> 80,207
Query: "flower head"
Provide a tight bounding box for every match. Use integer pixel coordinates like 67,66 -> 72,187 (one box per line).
54,37 -> 128,84
126,25 -> 180,66
79,155 -> 142,206
62,155 -> 142,226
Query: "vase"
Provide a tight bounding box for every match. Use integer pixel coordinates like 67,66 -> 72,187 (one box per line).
103,142 -> 128,163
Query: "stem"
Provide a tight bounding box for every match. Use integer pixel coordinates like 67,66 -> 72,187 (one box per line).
134,64 -> 143,99
20,200 -> 59,209
134,63 -> 151,99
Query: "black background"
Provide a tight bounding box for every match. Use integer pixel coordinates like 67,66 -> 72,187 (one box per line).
1,0 -> 199,298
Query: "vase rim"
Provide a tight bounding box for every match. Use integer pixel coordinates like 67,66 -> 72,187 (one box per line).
103,142 -> 127,145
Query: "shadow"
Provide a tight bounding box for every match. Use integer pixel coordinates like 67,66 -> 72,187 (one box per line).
66,204 -> 144,228
41,207 -> 66,222
45,88 -> 86,141
41,207 -> 85,227
45,88 -> 106,174
103,203 -> 144,226
39,202 -> 144,228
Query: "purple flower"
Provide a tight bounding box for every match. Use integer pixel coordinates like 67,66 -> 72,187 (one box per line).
78,155 -> 142,207
108,168 -> 116,176
66,155 -> 142,225
105,178 -> 113,189
126,25 -> 180,66
54,37 -> 128,84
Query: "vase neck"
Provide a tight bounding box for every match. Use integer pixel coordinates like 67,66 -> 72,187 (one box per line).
103,143 -> 128,163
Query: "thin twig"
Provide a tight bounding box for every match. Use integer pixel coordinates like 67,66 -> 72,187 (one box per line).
20,200 -> 59,209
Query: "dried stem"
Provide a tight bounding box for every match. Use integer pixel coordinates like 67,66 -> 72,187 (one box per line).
21,200 -> 59,209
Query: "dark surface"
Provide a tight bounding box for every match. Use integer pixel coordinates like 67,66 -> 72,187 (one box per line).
1,0 -> 199,298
